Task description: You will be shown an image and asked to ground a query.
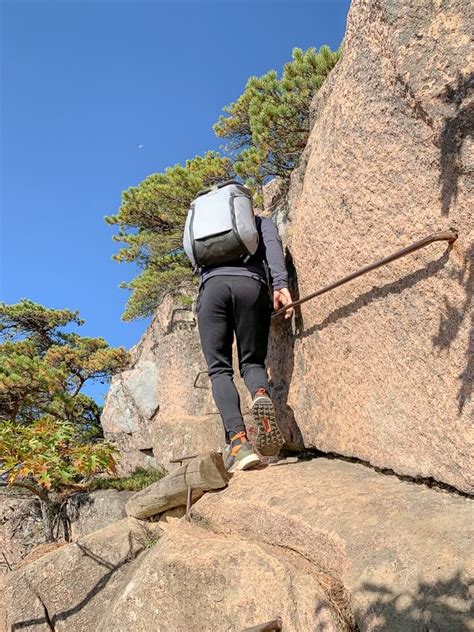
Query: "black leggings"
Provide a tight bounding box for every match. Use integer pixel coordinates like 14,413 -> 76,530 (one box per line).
196,275 -> 272,440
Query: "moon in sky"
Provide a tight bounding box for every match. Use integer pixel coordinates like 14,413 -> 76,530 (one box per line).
138,144 -> 144,149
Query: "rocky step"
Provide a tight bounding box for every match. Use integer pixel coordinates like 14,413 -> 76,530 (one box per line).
191,458 -> 474,631
4,458 -> 472,631
1,517 -> 162,632
100,521 -> 352,631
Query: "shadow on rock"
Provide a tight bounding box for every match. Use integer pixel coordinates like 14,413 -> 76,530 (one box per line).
296,249 -> 452,341
354,571 -> 473,631
267,248 -> 305,450
11,531 -> 143,631
438,72 -> 474,215
432,242 -> 473,413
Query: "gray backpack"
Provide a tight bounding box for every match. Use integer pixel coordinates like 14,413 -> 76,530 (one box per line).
183,180 -> 259,269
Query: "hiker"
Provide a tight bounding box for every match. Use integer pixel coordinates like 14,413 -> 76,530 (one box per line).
183,180 -> 293,472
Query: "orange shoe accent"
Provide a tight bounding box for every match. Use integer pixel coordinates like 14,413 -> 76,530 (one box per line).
230,431 -> 249,456
230,431 -> 247,443
261,416 -> 271,432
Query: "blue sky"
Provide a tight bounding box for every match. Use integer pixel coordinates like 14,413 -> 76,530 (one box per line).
1,0 -> 350,403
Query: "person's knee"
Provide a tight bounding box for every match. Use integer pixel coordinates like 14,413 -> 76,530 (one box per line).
209,367 -> 234,381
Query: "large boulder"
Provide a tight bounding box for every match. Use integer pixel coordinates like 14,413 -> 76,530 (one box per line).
284,0 -> 473,493
0,489 -> 135,573
99,522 -> 352,631
1,517 -> 162,632
65,489 -> 135,540
192,458 -> 474,631
2,459 -> 472,631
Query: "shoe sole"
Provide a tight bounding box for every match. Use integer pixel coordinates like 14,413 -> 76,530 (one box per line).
228,452 -> 261,473
251,395 -> 284,457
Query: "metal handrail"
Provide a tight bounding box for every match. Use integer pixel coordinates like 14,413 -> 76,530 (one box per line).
193,370 -> 210,389
272,230 -> 458,318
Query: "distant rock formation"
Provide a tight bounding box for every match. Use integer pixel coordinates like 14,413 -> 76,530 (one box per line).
101,0 -> 473,495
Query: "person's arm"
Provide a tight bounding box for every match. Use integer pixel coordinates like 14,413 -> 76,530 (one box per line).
259,217 -> 294,319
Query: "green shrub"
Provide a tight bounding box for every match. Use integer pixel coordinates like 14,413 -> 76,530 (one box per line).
88,466 -> 167,492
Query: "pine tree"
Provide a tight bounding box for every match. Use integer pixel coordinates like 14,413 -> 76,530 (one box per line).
214,46 -> 340,199
105,151 -> 233,321
0,299 -> 129,429
0,300 -> 129,540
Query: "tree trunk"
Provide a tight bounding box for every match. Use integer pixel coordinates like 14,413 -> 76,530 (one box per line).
125,452 -> 229,519
40,497 -> 54,542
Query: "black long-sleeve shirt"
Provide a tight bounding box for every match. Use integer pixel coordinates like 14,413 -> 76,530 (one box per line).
199,216 -> 289,290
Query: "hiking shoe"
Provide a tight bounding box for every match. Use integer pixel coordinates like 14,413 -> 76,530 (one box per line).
251,388 -> 284,457
224,431 -> 260,473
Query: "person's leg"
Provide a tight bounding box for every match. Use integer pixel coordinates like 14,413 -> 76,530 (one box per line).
231,276 -> 272,396
196,277 -> 245,440
231,276 -> 283,456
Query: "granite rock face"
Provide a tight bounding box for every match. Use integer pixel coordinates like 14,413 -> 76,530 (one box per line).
3,459 -> 472,632
193,458 -> 474,632
101,299 -> 226,473
0,489 -> 135,572
283,0 -> 473,493
65,489 -> 135,540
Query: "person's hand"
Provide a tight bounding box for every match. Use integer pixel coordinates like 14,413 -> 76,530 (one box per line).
273,288 -> 294,319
